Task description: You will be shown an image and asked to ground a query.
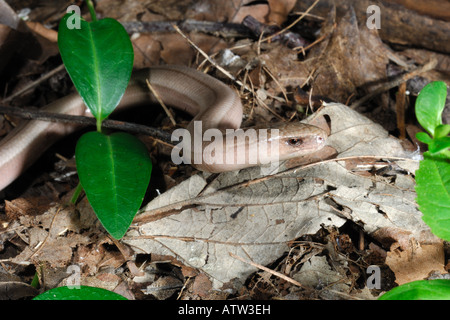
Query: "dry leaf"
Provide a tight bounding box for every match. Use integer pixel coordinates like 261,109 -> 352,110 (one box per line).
143,276 -> 183,299
78,273 -> 122,293
8,205 -> 94,267
124,103 -> 432,290
307,7 -> 388,103
0,281 -> 37,300
192,272 -> 213,298
386,241 -> 446,285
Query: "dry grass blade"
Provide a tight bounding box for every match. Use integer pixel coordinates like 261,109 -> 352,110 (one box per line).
145,79 -> 176,126
229,252 -> 306,289
2,65 -> 66,103
261,0 -> 321,44
171,24 -> 250,92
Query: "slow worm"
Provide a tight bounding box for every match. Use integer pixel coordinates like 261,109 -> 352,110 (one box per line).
0,65 -> 327,191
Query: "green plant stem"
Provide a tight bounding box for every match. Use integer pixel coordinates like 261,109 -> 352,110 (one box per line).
70,182 -> 84,204
97,118 -> 102,133
86,0 -> 97,22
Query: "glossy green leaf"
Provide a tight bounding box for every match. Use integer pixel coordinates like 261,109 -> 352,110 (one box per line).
76,132 -> 152,239
33,285 -> 127,300
379,279 -> 450,300
435,124 -> 450,139
58,12 -> 134,127
428,136 -> 450,155
415,81 -> 447,137
416,132 -> 433,145
415,152 -> 450,241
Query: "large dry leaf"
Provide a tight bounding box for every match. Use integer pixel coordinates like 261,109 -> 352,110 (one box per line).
123,103 -> 435,289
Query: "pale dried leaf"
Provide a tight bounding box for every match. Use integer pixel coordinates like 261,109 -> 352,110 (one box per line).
386,241 -> 446,285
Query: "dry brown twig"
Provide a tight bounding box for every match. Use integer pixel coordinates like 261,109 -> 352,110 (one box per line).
145,79 -> 176,126
229,251 -> 362,299
2,64 -> 66,103
172,24 -> 249,91
261,0 -> 321,45
229,252 -> 307,289
0,104 -> 174,144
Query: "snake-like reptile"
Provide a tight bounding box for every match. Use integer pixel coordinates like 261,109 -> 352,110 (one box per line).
0,65 -> 327,190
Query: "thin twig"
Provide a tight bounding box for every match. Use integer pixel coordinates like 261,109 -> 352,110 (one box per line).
123,20 -> 252,39
229,252 -> 307,289
261,0 -> 321,44
246,73 -> 285,121
294,25 -> 335,52
229,252 -> 363,300
146,79 -> 176,126
396,82 -> 407,140
172,23 -> 251,92
262,65 -> 289,104
0,104 -> 174,144
2,64 -> 66,103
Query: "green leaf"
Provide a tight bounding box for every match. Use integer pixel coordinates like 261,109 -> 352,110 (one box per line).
428,136 -> 450,155
415,81 -> 447,137
58,13 -> 134,128
415,152 -> 450,241
76,132 -> 152,239
435,124 -> 450,139
33,286 -> 127,300
416,132 -> 433,145
379,279 -> 450,300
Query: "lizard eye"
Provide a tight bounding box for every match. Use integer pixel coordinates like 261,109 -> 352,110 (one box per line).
287,138 -> 303,147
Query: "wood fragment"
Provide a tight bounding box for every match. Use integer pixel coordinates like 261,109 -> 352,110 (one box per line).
395,82 -> 407,140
